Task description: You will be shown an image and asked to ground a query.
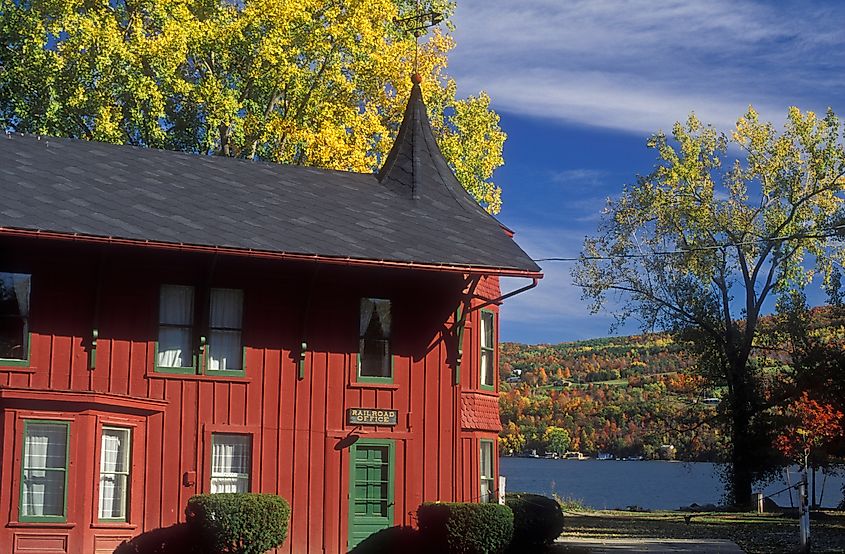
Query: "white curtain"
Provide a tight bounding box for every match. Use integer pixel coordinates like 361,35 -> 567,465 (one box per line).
157,285 -> 193,367
11,274 -> 30,319
99,428 -> 129,519
360,299 -> 390,338
22,424 -> 66,517
209,289 -> 242,371
211,434 -> 250,493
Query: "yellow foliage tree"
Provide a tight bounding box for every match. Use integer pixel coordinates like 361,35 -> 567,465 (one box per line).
1,0 -> 506,212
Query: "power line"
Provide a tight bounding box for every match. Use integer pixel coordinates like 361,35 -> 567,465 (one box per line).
532,225 -> 845,263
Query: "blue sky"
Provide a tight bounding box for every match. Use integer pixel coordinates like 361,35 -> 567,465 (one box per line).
446,0 -> 845,344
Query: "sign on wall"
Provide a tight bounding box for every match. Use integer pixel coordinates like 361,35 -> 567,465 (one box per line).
347,408 -> 398,426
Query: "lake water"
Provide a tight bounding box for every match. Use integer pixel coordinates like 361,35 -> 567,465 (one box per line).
500,457 -> 845,510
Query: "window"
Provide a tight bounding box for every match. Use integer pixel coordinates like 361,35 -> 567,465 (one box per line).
156,285 -> 244,374
0,272 -> 31,364
20,421 -> 68,521
99,427 -> 131,520
358,298 -> 391,381
480,311 -> 495,389
480,439 -> 494,503
208,288 -> 243,372
157,285 -> 195,370
210,434 -> 251,493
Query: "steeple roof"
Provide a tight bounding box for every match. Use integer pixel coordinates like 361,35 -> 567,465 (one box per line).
378,81 -> 493,220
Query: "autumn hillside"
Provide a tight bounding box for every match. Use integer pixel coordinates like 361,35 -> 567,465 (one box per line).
498,334 -> 728,461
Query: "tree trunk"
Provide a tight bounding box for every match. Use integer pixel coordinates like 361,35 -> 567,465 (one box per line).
728,360 -> 755,509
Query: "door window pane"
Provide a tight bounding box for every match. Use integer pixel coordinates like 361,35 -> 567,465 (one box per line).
208,289 -> 243,371
359,299 -> 391,378
21,422 -> 68,518
99,427 -> 131,520
0,273 -> 30,360
211,434 -> 250,493
157,285 -> 194,368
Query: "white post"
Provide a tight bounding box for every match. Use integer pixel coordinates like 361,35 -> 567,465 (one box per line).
498,476 -> 506,505
754,492 -> 764,513
798,478 -> 810,553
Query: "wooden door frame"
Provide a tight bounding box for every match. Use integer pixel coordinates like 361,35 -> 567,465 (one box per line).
347,438 -> 395,550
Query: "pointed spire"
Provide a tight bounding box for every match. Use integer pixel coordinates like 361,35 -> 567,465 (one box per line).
378,75 -> 487,216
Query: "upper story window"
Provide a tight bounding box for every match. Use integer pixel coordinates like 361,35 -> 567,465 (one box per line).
21,420 -> 69,522
480,311 -> 495,389
156,285 -> 244,375
0,272 -> 31,364
358,298 -> 391,382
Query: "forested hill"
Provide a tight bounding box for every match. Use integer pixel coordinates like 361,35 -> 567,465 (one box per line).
498,335 -> 728,461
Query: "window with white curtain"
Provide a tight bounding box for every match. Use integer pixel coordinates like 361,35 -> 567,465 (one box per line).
359,298 -> 391,379
208,288 -> 243,372
210,434 -> 251,493
480,311 -> 495,388
480,440 -> 494,503
99,427 -> 131,520
157,285 -> 194,369
0,272 -> 31,361
21,421 -> 68,519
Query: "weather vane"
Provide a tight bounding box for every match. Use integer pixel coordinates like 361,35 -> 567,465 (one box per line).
394,0 -> 444,80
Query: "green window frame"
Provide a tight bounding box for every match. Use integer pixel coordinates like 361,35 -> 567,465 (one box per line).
98,426 -> 131,522
155,285 -> 246,377
0,272 -> 32,368
480,439 -> 495,503
480,310 -> 496,390
19,420 -> 70,523
357,298 -> 393,384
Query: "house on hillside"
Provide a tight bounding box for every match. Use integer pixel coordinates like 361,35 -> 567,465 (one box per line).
0,78 -> 541,554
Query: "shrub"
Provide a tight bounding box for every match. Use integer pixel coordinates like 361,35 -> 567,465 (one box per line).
417,502 -> 513,554
185,493 -> 291,554
505,493 -> 564,548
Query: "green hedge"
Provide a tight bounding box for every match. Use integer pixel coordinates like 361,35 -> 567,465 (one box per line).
417,502 -> 513,554
505,493 -> 564,548
185,493 -> 290,554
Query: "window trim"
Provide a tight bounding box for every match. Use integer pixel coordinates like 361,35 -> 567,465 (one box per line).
19,419 -> 70,523
209,432 -> 252,494
479,309 -> 496,391
356,298 -> 393,384
97,426 -> 132,523
480,439 -> 495,503
154,285 -> 247,377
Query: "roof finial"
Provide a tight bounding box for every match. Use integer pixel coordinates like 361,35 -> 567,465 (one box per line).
394,0 -> 443,80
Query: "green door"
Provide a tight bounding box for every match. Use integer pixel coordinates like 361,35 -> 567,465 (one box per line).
348,439 -> 394,550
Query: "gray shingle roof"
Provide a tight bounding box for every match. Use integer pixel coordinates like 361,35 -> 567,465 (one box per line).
0,85 -> 541,276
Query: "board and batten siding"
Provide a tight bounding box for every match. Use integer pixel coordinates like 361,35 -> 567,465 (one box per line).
0,236 -> 502,554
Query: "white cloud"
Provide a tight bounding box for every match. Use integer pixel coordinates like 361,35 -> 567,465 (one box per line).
449,0 -> 845,135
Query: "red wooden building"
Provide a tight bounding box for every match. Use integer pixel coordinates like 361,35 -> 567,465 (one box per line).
0,82 -> 541,553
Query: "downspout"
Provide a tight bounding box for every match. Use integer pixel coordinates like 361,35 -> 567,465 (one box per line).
465,277 -> 540,314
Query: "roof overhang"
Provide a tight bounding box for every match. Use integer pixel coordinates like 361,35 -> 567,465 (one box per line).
0,227 -> 544,279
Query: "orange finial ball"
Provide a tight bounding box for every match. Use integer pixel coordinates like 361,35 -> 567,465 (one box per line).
411,73 -> 423,84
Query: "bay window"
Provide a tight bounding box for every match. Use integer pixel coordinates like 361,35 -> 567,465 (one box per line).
99,427 -> 131,520
20,421 -> 68,521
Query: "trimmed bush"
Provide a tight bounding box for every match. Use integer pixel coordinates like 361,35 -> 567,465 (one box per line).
185,493 -> 291,554
505,493 -> 564,548
417,502 -> 514,554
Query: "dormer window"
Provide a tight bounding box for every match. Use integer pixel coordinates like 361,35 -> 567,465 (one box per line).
0,272 -> 31,364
